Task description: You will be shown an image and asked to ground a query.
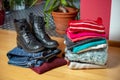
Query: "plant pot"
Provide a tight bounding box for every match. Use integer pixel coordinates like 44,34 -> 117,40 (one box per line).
56,29 -> 66,35
52,7 -> 78,34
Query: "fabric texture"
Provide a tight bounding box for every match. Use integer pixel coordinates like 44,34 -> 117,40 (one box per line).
65,47 -> 108,65
68,62 -> 106,69
7,47 -> 61,67
67,30 -> 105,40
64,35 -> 105,50
31,57 -> 67,74
72,39 -> 107,53
67,36 -> 102,42
76,44 -> 107,53
68,19 -> 105,34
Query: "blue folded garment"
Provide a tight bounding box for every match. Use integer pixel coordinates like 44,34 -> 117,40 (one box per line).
7,47 -> 61,67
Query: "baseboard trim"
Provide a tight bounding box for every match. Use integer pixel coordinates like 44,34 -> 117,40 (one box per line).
108,40 -> 120,47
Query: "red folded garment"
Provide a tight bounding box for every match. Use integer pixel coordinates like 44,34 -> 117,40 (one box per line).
68,18 -> 105,34
68,35 -> 101,42
31,57 -> 67,74
67,29 -> 106,39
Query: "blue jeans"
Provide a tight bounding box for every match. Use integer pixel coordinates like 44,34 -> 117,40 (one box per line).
7,47 -> 61,67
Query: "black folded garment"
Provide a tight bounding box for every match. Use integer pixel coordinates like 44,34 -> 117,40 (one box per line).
64,35 -> 105,50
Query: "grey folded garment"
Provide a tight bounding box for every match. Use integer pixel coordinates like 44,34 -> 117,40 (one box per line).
64,35 -> 106,50
65,47 -> 108,66
68,62 -> 106,69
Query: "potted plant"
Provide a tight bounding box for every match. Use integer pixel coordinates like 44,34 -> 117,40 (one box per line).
8,0 -> 38,10
44,0 -> 79,34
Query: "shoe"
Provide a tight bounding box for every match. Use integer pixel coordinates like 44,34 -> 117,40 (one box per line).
29,13 -> 59,48
14,18 -> 45,53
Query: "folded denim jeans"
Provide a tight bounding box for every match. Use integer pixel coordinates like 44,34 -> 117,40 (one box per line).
7,47 -> 61,67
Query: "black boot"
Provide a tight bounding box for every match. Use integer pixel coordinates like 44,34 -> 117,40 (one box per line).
14,19 -> 45,53
29,13 -> 59,48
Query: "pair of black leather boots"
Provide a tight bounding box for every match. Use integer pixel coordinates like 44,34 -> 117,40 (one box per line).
14,13 -> 58,53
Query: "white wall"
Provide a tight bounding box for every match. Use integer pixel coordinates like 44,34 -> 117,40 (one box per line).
109,0 -> 120,41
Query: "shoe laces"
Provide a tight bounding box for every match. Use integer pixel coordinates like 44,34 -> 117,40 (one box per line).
21,26 -> 36,43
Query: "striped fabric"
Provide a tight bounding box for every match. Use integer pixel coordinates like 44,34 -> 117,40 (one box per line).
68,19 -> 105,34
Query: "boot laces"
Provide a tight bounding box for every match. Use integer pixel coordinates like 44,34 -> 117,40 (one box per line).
22,26 -> 35,43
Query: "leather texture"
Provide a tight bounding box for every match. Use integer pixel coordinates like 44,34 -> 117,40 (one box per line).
14,18 -> 45,53
29,13 -> 59,48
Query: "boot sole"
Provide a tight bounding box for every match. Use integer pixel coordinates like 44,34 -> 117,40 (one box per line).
43,44 -> 59,48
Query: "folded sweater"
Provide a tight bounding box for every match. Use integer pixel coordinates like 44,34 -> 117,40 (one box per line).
68,19 -> 105,34
67,29 -> 105,40
72,39 -> 107,53
68,62 -> 106,69
31,57 -> 67,74
65,48 -> 108,65
64,35 -> 106,50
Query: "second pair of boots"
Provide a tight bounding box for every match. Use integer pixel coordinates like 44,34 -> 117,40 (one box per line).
14,13 -> 58,53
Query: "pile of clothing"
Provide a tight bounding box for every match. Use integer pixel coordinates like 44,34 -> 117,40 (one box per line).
7,47 -> 67,74
64,18 -> 108,69
7,13 -> 67,74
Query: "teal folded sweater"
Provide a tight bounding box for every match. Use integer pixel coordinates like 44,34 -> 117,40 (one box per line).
73,39 -> 107,53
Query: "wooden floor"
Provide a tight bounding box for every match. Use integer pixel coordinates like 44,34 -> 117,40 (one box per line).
0,29 -> 120,80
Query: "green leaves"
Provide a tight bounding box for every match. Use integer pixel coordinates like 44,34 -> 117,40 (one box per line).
61,0 -> 68,6
9,0 -> 37,9
44,0 -> 60,14
44,0 -> 78,13
29,0 -> 38,7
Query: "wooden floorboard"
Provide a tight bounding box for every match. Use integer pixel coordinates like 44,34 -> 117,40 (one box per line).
0,29 -> 120,80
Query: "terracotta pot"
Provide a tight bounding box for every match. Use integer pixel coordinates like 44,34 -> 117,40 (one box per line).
52,7 -> 78,34
56,29 -> 66,35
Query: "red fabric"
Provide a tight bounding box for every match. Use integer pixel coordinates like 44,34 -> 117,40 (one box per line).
66,18 -> 106,42
68,36 -> 101,42
31,57 -> 67,74
67,29 -> 106,40
68,18 -> 105,34
0,10 -> 5,25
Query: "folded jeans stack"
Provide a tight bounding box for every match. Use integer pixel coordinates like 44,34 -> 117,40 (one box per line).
7,47 -> 61,67
64,18 -> 108,69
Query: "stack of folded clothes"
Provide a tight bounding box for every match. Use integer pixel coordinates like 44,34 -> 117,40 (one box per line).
7,47 -> 67,74
7,47 -> 61,67
64,18 -> 108,69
